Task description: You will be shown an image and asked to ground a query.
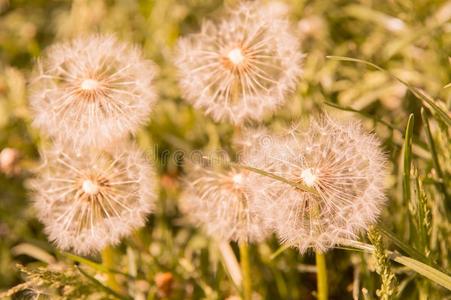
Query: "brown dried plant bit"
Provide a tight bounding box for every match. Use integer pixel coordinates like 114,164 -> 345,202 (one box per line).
155,272 -> 174,298
30,142 -> 157,255
29,34 -> 157,148
175,1 -> 303,124
0,147 -> 21,176
243,115 -> 388,253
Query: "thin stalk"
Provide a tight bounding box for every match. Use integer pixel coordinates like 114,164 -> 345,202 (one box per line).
203,156 -> 318,195
101,246 -> 121,293
76,265 -> 131,300
402,114 -> 414,204
421,108 -> 449,200
239,242 -> 252,300
315,251 -> 328,300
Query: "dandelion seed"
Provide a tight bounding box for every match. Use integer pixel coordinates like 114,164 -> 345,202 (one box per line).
180,162 -> 271,243
244,116 -> 388,253
175,2 -> 303,124
31,143 -> 156,255
29,34 -> 157,148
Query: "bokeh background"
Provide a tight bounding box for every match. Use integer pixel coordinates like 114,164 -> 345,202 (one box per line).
0,0 -> 449,299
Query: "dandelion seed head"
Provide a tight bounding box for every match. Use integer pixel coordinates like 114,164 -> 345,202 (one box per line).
30,143 -> 157,255
300,168 -> 317,187
176,2 -> 303,124
232,173 -> 244,185
30,34 -> 157,148
81,179 -> 99,195
80,78 -> 100,91
180,163 -> 271,243
243,116 -> 388,253
226,48 -> 246,66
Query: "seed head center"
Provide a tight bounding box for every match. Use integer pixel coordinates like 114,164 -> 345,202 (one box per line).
80,79 -> 99,91
227,48 -> 245,65
232,173 -> 244,186
301,168 -> 317,187
82,179 -> 99,195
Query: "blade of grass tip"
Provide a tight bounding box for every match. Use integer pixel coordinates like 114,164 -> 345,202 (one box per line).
403,114 -> 414,204
326,56 -> 451,127
338,240 -> 451,290
323,101 -> 402,132
63,252 -> 109,272
76,265 -> 131,300
62,252 -> 135,279
412,88 -> 451,128
270,244 -> 291,260
421,108 -> 448,199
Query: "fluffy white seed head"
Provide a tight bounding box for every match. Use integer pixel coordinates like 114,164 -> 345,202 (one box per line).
176,2 -> 303,124
243,116 -> 388,253
179,163 -> 271,243
30,143 -> 157,255
29,34 -> 157,148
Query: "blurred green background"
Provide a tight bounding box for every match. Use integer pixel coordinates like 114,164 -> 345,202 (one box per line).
0,0 -> 450,299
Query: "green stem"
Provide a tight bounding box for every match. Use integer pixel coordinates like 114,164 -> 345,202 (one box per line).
101,246 -> 121,293
239,242 -> 252,300
315,251 -> 328,300
76,265 -> 131,300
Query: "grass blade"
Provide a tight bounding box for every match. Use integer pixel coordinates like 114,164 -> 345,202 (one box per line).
270,244 -> 291,260
62,252 -> 135,279
76,265 -> 131,300
421,108 -> 448,199
323,101 -> 401,132
326,56 -> 451,127
403,114 -> 414,203
390,255 -> 451,291
339,240 -> 451,290
202,156 -> 318,195
375,225 -> 425,263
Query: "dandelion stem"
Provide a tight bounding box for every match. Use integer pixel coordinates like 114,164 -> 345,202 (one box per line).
239,242 -> 252,300
315,251 -> 328,300
101,246 -> 121,293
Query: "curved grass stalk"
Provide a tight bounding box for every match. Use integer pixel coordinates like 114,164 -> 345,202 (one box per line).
202,156 -> 319,195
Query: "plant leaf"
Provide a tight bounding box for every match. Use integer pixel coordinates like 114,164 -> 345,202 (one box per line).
403,114 -> 414,204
